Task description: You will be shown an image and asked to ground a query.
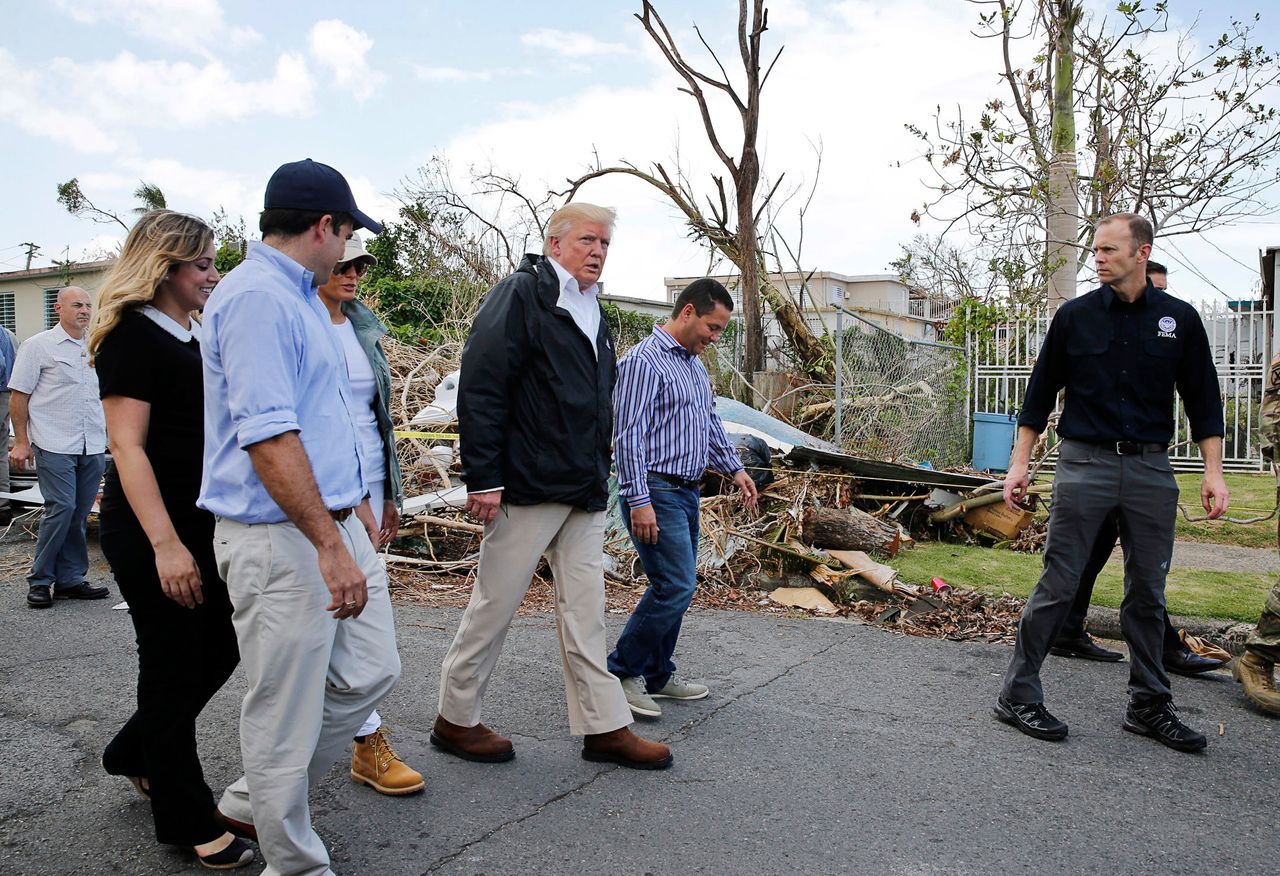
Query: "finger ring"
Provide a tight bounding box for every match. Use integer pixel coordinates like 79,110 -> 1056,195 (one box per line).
343,601 -> 358,607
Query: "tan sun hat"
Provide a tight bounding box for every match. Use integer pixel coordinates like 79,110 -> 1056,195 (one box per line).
339,232 -> 378,267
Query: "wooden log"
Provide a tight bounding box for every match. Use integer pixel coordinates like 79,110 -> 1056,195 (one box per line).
801,506 -> 902,557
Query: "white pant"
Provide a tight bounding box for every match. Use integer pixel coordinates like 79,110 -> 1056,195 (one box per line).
216,514 -> 399,876
357,482 -> 386,738
438,503 -> 632,736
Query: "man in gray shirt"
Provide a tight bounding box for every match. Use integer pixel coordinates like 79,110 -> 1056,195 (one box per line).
9,286 -> 109,608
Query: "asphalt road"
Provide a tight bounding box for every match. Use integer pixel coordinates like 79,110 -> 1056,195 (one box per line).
1,580 -> 1277,875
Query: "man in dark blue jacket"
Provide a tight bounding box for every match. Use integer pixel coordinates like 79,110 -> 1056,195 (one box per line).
432,203 -> 672,771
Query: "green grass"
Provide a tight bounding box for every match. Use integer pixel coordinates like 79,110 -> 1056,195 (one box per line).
1173,472 -> 1277,548
1031,471 -> 1277,548
889,541 -> 1271,623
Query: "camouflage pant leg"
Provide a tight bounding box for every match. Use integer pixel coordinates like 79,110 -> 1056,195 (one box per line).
1246,577 -> 1280,663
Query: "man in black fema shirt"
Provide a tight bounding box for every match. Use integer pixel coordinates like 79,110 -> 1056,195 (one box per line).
995,212 -> 1229,752
1049,260 -> 1227,677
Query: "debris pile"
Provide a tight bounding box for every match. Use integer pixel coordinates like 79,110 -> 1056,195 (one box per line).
381,339 -> 1039,641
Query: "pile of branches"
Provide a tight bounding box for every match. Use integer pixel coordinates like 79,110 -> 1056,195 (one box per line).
385,335 -> 462,496
378,329 -> 1029,643
387,461 -> 1029,644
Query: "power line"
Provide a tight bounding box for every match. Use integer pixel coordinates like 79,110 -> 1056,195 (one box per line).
1160,239 -> 1235,301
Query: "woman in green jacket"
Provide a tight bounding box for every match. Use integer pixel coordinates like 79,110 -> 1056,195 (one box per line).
317,233 -> 423,796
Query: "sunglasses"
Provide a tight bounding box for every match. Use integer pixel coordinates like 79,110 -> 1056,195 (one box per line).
334,259 -> 370,278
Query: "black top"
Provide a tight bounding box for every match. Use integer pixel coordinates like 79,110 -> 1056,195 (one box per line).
458,254 -> 617,511
97,310 -> 206,518
1018,282 -> 1224,445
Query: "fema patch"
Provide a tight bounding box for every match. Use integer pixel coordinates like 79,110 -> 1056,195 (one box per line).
1157,315 -> 1177,338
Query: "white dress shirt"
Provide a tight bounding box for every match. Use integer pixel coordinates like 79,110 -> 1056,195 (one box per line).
548,257 -> 601,357
8,324 -> 107,455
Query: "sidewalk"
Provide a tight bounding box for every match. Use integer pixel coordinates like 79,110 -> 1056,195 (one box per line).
0,593 -> 1274,875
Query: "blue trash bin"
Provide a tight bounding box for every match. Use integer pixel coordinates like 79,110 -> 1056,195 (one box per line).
972,412 -> 1017,472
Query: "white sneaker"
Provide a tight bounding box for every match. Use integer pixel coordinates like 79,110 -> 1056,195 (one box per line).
652,676 -> 709,701
620,676 -> 661,717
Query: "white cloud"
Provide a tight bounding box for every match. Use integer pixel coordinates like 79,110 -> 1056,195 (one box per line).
345,177 -> 402,235
50,0 -> 259,58
308,20 -> 386,102
117,157 -> 257,215
415,65 -> 531,84
520,28 -> 630,58
50,51 -> 315,126
0,49 -> 121,154
415,66 -> 494,83
440,2 -> 998,300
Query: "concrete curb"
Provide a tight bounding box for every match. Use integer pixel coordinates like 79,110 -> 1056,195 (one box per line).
1085,606 -> 1255,656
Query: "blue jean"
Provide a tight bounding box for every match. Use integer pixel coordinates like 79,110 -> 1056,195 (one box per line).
28,447 -> 105,590
608,473 -> 700,691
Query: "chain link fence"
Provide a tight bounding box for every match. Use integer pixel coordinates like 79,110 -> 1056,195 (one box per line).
832,308 -> 969,468
704,308 -> 971,468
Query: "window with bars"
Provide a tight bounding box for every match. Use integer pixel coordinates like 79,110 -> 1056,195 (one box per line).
44,289 -> 59,329
0,292 -> 14,333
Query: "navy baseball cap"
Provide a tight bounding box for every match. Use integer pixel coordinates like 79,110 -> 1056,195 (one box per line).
263,159 -> 383,234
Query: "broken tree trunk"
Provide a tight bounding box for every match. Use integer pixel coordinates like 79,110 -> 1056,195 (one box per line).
801,506 -> 902,557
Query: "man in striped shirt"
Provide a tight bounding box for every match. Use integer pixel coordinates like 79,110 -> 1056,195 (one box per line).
610,278 -> 758,718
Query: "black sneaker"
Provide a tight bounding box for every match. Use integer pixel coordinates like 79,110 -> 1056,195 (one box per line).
993,695 -> 1068,741
1122,700 -> 1207,752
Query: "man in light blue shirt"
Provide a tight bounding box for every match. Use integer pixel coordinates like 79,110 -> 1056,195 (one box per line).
199,159 -> 401,876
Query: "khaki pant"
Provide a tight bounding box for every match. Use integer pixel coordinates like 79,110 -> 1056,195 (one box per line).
438,503 -> 632,736
215,515 -> 399,876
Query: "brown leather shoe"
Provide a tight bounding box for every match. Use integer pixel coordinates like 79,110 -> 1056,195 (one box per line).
214,809 -> 257,842
582,727 -> 673,770
430,715 -> 515,763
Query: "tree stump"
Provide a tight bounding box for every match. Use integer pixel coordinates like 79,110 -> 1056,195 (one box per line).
801,506 -> 902,557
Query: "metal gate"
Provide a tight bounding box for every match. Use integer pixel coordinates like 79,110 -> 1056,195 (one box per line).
969,302 -> 1273,472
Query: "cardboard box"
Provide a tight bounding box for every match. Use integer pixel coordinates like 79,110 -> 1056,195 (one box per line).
964,502 -> 1035,540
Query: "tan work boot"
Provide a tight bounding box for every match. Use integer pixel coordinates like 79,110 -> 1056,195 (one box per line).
1232,651 -> 1280,716
351,727 -> 425,795
582,727 -> 673,770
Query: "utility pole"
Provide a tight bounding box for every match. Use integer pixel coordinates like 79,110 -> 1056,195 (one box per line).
20,242 -> 40,270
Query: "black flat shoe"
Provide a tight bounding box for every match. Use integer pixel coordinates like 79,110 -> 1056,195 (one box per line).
993,695 -> 1068,741
1164,648 -> 1226,677
53,582 -> 109,600
26,585 -> 52,608
1050,635 -> 1123,662
198,837 -> 255,870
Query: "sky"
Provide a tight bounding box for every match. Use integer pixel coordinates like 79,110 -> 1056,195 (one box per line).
2,0 -> 1279,307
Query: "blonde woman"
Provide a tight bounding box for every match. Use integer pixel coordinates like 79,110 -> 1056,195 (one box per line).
92,211 -> 252,869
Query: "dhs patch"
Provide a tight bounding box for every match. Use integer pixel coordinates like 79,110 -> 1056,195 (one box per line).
1157,316 -> 1177,338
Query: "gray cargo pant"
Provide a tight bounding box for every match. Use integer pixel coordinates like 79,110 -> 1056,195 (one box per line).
1002,439 -> 1178,705
214,514 -> 400,876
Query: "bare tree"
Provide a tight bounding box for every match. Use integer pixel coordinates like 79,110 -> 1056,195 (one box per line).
397,156 -> 555,288
908,1 -> 1280,302
56,178 -> 169,231
559,0 -> 831,381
